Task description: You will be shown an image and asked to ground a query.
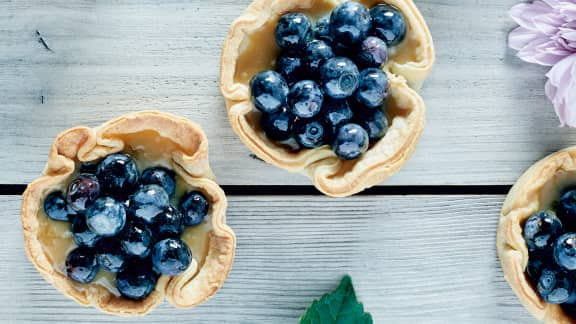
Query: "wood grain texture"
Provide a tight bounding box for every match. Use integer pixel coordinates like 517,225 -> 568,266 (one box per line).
2,195 -> 535,323
0,0 -> 575,186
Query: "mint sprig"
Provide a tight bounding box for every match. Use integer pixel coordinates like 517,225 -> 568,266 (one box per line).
299,276 -> 373,324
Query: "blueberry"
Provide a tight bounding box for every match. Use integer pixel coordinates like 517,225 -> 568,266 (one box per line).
96,153 -> 139,197
322,98 -> 354,135
538,268 -> 573,304
152,238 -> 192,275
250,71 -> 290,114
557,190 -> 576,230
121,222 -> 154,258
294,118 -> 329,149
288,80 -> 324,119
555,233 -> 576,270
260,109 -> 295,141
304,40 -> 334,76
526,250 -> 554,283
66,174 -> 101,212
275,13 -> 313,53
276,55 -> 305,86
85,197 -> 127,237
153,206 -> 184,239
141,167 -> 176,198
370,4 -> 406,46
129,185 -> 171,224
354,68 -> 389,109
72,215 -> 101,247
96,238 -> 127,273
314,15 -> 333,44
333,123 -> 369,160
355,108 -> 388,142
523,211 -> 563,252
79,161 -> 99,174
355,36 -> 388,68
180,191 -> 209,226
116,263 -> 158,300
44,191 -> 76,222
330,2 -> 371,50
320,57 -> 360,99
65,247 -> 99,283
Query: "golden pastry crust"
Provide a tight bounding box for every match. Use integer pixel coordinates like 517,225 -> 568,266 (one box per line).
498,147 -> 576,324
220,0 -> 434,197
21,111 -> 236,316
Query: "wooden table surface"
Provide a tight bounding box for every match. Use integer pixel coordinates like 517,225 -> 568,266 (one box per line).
0,0 -> 558,323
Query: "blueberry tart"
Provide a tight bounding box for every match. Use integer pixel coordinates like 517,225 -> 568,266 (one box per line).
21,111 -> 236,316
220,0 -> 434,197
498,147 -> 576,323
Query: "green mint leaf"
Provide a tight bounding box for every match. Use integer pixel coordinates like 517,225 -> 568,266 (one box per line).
299,276 -> 373,324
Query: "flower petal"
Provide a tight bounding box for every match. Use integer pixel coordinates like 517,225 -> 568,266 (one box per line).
510,1 -> 554,29
509,26 -> 540,50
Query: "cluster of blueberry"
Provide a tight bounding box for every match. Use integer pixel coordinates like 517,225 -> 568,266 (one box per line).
523,189 -> 576,312
43,153 -> 210,300
250,2 -> 406,160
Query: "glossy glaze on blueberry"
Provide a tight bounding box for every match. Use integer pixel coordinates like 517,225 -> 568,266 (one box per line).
72,215 -> 101,247
250,71 -> 290,114
333,123 -> 369,160
116,263 -> 158,300
129,184 -> 170,224
152,238 -> 192,275
121,222 -> 154,258
313,15 -> 333,44
355,108 -> 388,142
67,174 -> 101,212
276,55 -> 305,86
44,191 -> 76,222
289,80 -> 324,118
260,109 -> 295,141
555,233 -> 576,270
538,268 -> 574,304
322,98 -> 354,134
370,4 -> 407,46
66,247 -> 99,283
96,153 -> 139,197
356,36 -> 388,68
86,197 -> 127,237
153,206 -> 184,239
329,2 -> 371,50
304,40 -> 334,76
275,13 -> 313,53
354,68 -> 389,109
524,211 -> 563,252
320,57 -> 360,99
141,167 -> 176,197
180,191 -> 210,226
293,118 -> 329,149
96,238 -> 128,273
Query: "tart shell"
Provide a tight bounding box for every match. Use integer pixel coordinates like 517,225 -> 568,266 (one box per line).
21,111 -> 236,316
498,147 -> 576,324
220,0 -> 434,197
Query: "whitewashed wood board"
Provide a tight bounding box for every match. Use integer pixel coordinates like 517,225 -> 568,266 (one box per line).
0,195 -> 535,323
0,0 -> 574,187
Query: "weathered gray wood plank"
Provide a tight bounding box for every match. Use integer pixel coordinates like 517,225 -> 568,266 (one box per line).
1,195 -> 535,323
0,0 -> 573,186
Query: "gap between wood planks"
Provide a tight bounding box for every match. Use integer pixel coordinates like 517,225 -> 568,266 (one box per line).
0,184 -> 512,196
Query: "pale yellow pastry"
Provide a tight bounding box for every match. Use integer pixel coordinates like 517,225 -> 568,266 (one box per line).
498,147 -> 576,323
21,111 -> 236,316
220,0 -> 434,197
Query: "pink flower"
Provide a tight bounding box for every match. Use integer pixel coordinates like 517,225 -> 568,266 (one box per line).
509,0 -> 576,126
545,54 -> 576,126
